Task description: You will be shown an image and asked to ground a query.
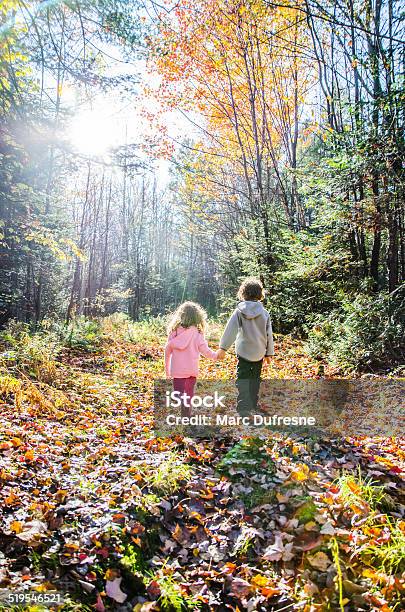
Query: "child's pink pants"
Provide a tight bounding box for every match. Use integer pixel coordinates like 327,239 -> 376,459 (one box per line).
173,376 -> 196,418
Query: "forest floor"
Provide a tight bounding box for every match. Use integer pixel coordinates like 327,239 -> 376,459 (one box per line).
0,319 -> 404,611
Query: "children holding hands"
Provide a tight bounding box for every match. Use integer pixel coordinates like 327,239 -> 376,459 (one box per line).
164,278 -> 274,418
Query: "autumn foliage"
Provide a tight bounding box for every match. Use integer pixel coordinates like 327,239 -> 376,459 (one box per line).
0,318 -> 404,610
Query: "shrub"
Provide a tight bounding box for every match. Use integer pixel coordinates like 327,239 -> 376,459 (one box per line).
0,320 -> 60,382
100,312 -> 130,337
305,290 -> 404,372
268,230 -> 360,335
62,317 -> 103,352
125,315 -> 167,345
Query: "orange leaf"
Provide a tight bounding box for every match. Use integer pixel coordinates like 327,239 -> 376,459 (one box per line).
24,449 -> 35,462
262,586 -> 280,598
198,488 -> 214,499
105,568 -> 119,580
5,492 -> 20,506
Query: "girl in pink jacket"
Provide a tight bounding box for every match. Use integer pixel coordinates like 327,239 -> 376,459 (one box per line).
165,301 -> 219,417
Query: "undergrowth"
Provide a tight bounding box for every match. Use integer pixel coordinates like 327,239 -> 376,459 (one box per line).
336,467 -> 388,510
144,452 -> 194,495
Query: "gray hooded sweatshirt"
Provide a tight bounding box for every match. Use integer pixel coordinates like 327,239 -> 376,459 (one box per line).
219,301 -> 274,362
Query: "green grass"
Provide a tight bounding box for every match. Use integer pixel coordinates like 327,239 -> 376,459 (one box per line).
123,315 -> 167,345
335,467 -> 387,510
217,438 -> 276,479
331,538 -> 345,612
30,550 -> 42,572
120,543 -> 145,574
59,600 -> 93,612
217,439 -> 277,511
145,452 -> 193,495
294,498 -> 318,524
0,319 -> 60,382
240,483 -> 276,510
360,517 -> 405,574
153,572 -> 201,611
232,526 -> 256,557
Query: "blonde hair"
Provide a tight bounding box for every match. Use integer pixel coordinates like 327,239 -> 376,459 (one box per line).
237,277 -> 264,301
167,301 -> 207,334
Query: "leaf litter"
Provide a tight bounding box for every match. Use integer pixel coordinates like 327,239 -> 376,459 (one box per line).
0,330 -> 404,611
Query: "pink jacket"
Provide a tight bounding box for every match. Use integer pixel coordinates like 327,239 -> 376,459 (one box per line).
165,326 -> 217,378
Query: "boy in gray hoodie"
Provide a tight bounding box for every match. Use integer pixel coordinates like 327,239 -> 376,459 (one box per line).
217,278 -> 274,415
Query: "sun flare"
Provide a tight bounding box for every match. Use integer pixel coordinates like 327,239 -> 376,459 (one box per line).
68,107 -> 120,156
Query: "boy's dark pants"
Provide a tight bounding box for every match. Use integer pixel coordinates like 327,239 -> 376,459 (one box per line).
236,356 -> 263,416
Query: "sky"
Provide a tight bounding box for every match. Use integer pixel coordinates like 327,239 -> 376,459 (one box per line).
11,0 -> 200,187
63,54 -> 196,186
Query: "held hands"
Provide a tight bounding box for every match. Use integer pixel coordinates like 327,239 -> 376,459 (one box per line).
215,350 -> 270,363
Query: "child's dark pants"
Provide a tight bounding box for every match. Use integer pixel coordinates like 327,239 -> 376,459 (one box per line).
173,376 -> 196,418
236,356 -> 263,416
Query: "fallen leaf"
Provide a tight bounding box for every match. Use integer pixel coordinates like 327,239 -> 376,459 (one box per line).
105,577 -> 127,603
307,551 -> 331,571
16,520 -> 48,545
227,576 -> 251,598
320,521 -> 336,535
10,520 -> 23,534
24,449 -> 35,462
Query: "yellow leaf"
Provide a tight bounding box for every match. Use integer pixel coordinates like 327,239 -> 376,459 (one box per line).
105,568 -> 119,580
290,463 -> 310,481
276,492 -> 289,503
55,489 -> 67,503
34,581 -> 57,592
347,481 -> 361,495
10,520 -> 23,533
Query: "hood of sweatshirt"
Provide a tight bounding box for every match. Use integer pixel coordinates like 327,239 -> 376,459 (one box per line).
237,301 -> 265,319
168,326 -> 199,350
